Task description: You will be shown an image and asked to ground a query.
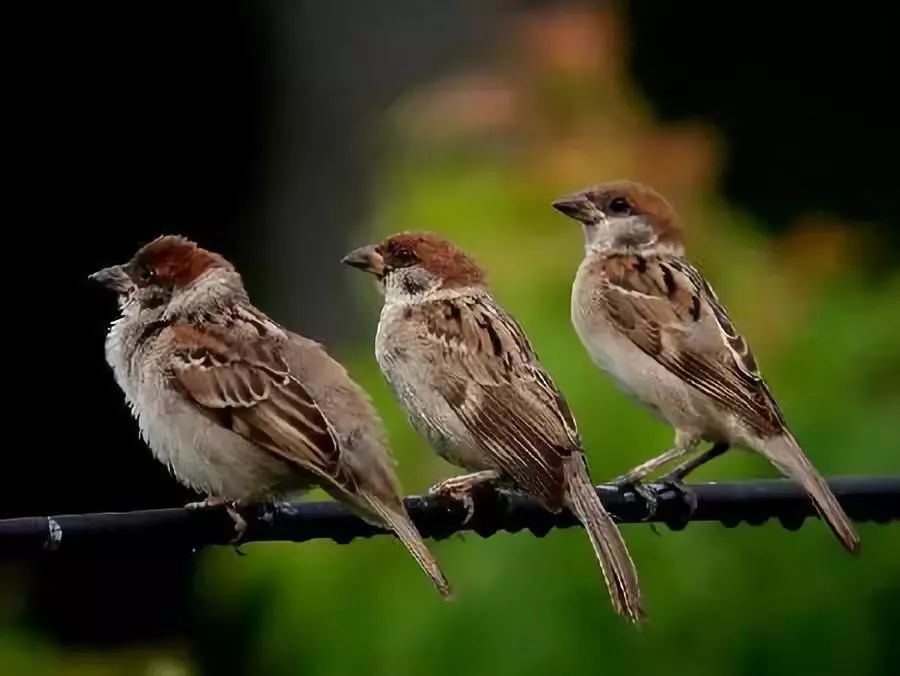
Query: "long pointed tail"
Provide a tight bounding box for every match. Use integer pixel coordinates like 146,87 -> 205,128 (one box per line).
564,455 -> 646,623
760,434 -> 860,553
363,495 -> 453,599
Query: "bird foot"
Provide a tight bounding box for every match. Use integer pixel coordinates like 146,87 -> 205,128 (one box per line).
611,477 -> 659,521
185,497 -> 248,546
428,471 -> 500,526
656,476 -> 699,517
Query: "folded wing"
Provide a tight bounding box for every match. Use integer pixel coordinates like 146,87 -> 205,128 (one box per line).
595,254 -> 787,436
412,296 -> 581,510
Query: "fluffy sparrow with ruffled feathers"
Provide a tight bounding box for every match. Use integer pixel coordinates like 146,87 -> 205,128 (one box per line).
90,235 -> 452,597
343,232 -> 645,622
553,180 -> 859,553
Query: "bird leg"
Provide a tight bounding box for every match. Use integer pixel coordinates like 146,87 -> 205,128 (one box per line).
611,446 -> 692,486
611,434 -> 703,519
651,442 -> 729,518
428,470 -> 503,525
660,442 -> 730,484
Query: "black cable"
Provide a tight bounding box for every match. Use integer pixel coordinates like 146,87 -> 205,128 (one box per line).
1,477 -> 897,558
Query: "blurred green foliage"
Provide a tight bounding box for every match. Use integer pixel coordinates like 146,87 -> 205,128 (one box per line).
3,6 -> 898,675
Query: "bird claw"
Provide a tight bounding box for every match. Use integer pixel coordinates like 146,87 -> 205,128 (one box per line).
185,498 -> 218,510
657,477 -> 698,517
184,497 -> 248,545
611,478 -> 659,521
225,503 -> 248,546
428,479 -> 477,525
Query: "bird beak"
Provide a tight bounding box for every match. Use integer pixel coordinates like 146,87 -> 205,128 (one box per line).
88,264 -> 132,293
551,195 -> 596,222
341,245 -> 386,277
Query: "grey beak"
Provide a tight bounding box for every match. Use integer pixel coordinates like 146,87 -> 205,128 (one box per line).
88,264 -> 132,293
341,245 -> 386,277
551,195 -> 594,221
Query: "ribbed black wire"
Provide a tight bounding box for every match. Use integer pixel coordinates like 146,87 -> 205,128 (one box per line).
0,477 -> 897,557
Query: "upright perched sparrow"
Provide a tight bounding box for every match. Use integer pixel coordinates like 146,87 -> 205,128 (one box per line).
343,232 -> 645,622
553,180 -> 860,553
89,235 -> 452,597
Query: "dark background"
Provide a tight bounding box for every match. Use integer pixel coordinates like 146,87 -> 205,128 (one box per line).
6,0 -> 898,669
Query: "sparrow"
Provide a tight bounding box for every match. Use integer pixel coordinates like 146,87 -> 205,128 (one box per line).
89,235 -> 452,597
342,232 -> 646,622
552,180 -> 860,553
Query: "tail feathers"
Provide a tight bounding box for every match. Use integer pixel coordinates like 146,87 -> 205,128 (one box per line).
564,455 -> 646,623
363,494 -> 453,599
761,435 -> 860,553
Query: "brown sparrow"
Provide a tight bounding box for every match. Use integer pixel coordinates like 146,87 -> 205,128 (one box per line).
342,232 -> 646,622
89,235 -> 452,597
553,180 -> 860,553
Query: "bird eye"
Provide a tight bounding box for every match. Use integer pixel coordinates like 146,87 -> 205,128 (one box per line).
389,247 -> 419,268
608,197 -> 632,215
137,263 -> 156,284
